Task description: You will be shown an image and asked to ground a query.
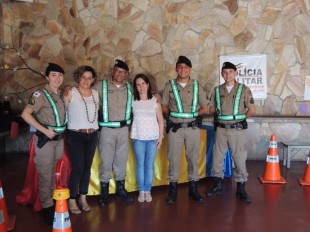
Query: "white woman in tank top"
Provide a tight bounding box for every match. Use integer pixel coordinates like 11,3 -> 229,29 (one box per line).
63,66 -> 99,214
131,73 -> 164,203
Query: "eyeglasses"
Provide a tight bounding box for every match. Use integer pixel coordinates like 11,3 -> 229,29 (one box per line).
114,68 -> 128,75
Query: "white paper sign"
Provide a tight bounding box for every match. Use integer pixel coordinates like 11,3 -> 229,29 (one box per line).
304,76 -> 310,100
220,54 -> 267,99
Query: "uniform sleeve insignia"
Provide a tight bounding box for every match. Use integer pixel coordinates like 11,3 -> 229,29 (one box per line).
33,91 -> 41,97
28,97 -> 35,105
250,98 -> 254,104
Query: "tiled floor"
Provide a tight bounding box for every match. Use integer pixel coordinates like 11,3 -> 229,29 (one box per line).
1,153 -> 310,232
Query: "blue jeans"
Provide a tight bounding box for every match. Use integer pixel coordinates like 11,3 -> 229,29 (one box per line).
132,139 -> 157,192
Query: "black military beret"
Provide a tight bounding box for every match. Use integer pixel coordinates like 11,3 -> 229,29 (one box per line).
222,62 -> 237,71
45,63 -> 65,76
114,59 -> 129,71
176,55 -> 192,68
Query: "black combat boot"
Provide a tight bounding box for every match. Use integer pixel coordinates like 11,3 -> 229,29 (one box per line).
43,205 -> 55,226
115,180 -> 133,203
189,181 -> 204,202
166,182 -> 177,204
206,177 -> 223,197
236,182 -> 251,203
99,182 -> 109,207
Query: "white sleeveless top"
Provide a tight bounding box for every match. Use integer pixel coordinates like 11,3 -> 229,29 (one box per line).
67,87 -> 99,130
130,96 -> 159,140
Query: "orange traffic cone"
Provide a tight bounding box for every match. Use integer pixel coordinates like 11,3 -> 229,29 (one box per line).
0,206 -> 7,232
299,151 -> 310,186
52,188 -> 72,232
0,181 -> 16,231
258,134 -> 286,184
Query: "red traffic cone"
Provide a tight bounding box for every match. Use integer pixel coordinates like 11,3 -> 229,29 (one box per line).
52,188 -> 72,232
0,206 -> 7,232
0,181 -> 16,231
258,134 -> 286,184
299,151 -> 310,186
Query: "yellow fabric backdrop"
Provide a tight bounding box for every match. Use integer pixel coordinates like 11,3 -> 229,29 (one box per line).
88,130 -> 207,195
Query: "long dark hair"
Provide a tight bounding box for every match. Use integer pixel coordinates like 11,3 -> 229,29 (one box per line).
133,73 -> 153,101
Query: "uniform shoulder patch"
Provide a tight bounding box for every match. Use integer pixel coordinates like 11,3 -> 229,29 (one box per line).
250,98 -> 254,104
33,91 -> 41,98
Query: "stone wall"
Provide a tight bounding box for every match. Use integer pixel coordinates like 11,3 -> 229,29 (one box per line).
1,0 -> 310,159
1,0 -> 310,114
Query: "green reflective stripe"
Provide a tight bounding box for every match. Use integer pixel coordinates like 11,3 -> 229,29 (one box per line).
125,82 -> 132,121
47,126 -> 66,133
99,80 -> 132,127
170,112 -> 198,118
41,89 -> 66,133
102,80 -> 109,122
170,80 -> 183,113
233,84 -> 243,115
192,80 -> 198,112
217,114 -> 246,121
215,86 -> 221,114
215,83 -> 245,121
169,80 -> 199,118
99,119 -> 132,128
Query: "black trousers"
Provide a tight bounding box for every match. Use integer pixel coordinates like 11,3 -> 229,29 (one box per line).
67,130 -> 98,198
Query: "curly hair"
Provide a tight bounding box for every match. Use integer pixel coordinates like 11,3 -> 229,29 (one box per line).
133,73 -> 153,101
73,66 -> 97,86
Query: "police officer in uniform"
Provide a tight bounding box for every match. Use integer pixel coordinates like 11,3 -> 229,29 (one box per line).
94,59 -> 133,206
162,56 -> 209,204
21,63 -> 66,224
206,61 -> 256,203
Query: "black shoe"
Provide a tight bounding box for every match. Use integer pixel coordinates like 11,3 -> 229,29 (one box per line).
43,205 -> 55,226
99,182 -> 109,207
236,182 -> 251,203
206,177 -> 223,198
166,182 -> 177,204
189,181 -> 204,202
115,180 -> 133,203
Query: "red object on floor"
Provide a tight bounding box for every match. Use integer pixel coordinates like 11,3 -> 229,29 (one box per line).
0,181 -> 16,231
299,151 -> 310,186
10,122 -> 18,140
52,188 -> 72,232
16,136 -> 71,212
0,206 -> 7,232
258,134 -> 286,184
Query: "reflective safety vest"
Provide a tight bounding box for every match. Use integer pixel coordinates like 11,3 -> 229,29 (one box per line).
169,79 -> 199,119
215,83 -> 246,121
41,89 -> 67,133
99,80 -> 132,127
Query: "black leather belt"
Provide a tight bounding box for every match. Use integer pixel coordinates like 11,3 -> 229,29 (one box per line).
217,122 -> 242,129
181,121 -> 195,128
71,129 -> 97,134
171,120 -> 199,129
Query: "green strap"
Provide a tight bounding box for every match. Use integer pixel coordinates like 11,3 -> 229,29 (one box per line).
169,80 -> 199,119
41,89 -> 67,133
101,80 -> 109,122
215,83 -> 246,121
99,80 -> 132,127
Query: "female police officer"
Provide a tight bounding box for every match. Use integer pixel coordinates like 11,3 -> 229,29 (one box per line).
21,63 -> 66,225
